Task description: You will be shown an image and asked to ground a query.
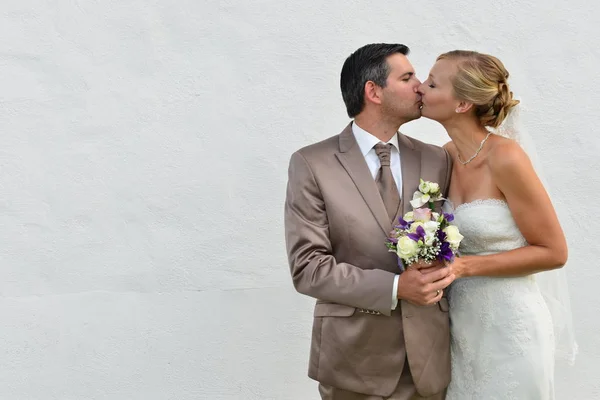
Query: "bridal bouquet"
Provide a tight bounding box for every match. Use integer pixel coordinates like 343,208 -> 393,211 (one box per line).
386,179 -> 463,268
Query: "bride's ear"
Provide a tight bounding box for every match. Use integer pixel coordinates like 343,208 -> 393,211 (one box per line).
455,101 -> 474,114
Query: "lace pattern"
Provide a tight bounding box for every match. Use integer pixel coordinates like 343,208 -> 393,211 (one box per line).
444,200 -> 555,399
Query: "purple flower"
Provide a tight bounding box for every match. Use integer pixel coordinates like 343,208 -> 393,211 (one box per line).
437,229 -> 447,242
407,225 -> 426,242
437,241 -> 454,262
387,236 -> 398,244
443,212 -> 454,222
396,217 -> 410,230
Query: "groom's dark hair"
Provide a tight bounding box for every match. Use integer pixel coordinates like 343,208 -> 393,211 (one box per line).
340,43 -> 410,118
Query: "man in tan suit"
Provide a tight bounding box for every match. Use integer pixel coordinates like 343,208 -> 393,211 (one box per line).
284,44 -> 455,399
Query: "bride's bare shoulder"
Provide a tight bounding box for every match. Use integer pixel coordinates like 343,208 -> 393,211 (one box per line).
488,136 -> 532,176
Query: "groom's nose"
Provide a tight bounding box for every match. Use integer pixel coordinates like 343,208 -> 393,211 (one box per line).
413,78 -> 422,91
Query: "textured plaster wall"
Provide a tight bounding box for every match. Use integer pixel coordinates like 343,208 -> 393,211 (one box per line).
0,0 -> 597,399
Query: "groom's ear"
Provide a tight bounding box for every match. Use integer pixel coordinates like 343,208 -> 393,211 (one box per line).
364,81 -> 383,105
455,101 -> 474,114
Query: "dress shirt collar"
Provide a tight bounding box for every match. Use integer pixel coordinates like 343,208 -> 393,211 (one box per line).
352,121 -> 400,156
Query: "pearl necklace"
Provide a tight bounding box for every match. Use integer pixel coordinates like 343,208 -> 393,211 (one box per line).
457,132 -> 492,165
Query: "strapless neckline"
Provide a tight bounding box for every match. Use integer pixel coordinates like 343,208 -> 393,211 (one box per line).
447,198 -> 508,214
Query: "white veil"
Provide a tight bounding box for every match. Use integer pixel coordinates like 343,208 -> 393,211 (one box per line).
491,101 -> 578,365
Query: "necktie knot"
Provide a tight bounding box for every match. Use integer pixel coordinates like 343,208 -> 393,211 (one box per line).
374,143 -> 393,166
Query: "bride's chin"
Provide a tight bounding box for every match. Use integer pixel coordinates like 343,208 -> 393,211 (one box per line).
419,107 -> 440,122
419,108 -> 432,119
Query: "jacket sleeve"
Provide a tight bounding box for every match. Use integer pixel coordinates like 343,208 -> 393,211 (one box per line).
284,151 -> 396,316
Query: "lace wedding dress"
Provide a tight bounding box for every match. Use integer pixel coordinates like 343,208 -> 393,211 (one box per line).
444,199 -> 555,400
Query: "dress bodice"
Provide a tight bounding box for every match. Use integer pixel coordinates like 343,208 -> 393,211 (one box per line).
444,199 -> 527,256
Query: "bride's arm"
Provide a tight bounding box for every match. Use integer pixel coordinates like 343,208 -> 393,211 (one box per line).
450,141 -> 568,278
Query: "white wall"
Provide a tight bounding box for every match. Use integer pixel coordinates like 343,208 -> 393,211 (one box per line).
0,1 -> 597,398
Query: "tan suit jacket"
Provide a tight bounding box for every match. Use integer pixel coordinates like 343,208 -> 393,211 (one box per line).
284,123 -> 453,397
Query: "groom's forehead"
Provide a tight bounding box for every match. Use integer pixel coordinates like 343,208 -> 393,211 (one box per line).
387,54 -> 415,75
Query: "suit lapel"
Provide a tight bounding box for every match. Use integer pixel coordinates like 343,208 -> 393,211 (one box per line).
397,133 -> 421,217
335,124 -> 391,235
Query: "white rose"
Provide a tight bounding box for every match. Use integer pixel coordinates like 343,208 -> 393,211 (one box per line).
423,221 -> 439,246
429,182 -> 440,195
403,211 -> 414,221
424,232 -> 436,246
397,236 -> 419,260
418,180 -> 431,194
423,221 -> 440,234
443,225 -> 464,249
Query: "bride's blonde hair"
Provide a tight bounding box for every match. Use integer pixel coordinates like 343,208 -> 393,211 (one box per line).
437,50 -> 520,128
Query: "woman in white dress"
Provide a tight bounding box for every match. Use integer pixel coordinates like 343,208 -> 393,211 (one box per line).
417,50 -> 575,399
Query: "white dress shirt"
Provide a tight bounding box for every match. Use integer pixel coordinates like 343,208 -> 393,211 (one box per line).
352,122 -> 402,310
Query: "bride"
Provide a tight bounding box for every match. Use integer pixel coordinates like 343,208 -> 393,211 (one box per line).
417,50 -> 577,399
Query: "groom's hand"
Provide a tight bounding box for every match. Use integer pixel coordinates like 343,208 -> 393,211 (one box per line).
396,263 -> 455,306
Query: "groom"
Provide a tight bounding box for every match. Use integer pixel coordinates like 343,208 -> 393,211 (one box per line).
284,44 -> 455,399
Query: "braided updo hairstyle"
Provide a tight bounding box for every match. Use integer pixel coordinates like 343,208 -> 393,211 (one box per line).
437,50 -> 520,128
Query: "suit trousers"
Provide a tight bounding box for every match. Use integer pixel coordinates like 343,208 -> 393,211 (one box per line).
318,359 -> 446,400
